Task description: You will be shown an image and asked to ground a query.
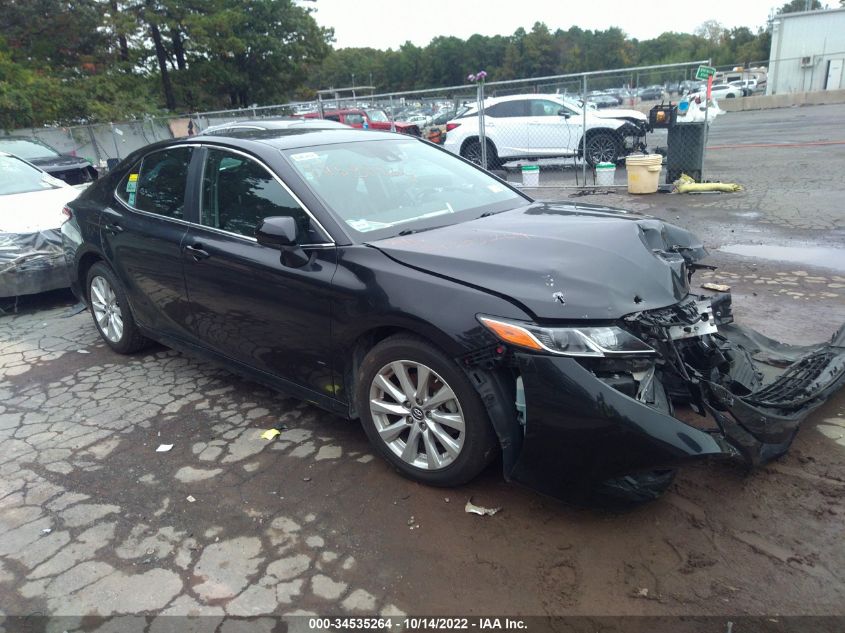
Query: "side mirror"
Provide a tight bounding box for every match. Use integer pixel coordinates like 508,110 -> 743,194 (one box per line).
256,216 -> 310,268
256,216 -> 298,248
558,108 -> 571,119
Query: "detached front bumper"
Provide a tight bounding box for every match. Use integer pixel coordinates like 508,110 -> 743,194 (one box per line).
508,354 -> 729,502
506,319 -> 845,503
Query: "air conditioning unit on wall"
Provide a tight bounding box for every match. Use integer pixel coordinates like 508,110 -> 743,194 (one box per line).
800,56 -> 813,67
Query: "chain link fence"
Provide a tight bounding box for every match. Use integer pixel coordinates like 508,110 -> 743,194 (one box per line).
5,59 -> 726,191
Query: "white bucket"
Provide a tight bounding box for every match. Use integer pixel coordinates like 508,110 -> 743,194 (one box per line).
595,162 -> 615,187
625,154 -> 662,194
521,164 -> 540,187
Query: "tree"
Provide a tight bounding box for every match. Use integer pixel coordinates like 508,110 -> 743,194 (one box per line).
778,0 -> 822,12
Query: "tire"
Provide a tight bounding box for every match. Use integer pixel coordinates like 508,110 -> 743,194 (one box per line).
583,131 -> 621,167
726,93 -> 736,99
355,334 -> 498,487
461,138 -> 502,170
86,262 -> 150,354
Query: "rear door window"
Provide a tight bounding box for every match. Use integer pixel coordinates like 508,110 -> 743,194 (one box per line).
117,146 -> 193,218
485,101 -> 528,118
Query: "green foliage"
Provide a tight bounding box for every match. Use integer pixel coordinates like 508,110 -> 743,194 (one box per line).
0,0 -> 778,127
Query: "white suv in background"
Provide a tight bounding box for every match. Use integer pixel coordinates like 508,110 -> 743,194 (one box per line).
442,94 -> 649,168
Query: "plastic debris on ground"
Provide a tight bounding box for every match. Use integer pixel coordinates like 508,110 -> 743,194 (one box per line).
155,444 -> 173,453
702,282 -> 731,292
673,173 -> 742,194
186,495 -> 196,503
259,423 -> 287,441
465,498 -> 502,516
260,428 -> 282,441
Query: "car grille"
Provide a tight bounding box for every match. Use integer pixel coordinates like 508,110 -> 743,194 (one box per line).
745,350 -> 843,409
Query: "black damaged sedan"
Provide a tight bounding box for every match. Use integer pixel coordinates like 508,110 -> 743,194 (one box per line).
62,128 -> 845,504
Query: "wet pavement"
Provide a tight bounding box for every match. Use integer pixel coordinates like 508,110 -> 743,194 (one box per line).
1,104 -> 845,622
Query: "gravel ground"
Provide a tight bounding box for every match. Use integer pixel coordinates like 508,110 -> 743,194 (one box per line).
1,104 -> 844,625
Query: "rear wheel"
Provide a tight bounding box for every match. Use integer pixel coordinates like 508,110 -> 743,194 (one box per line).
584,131 -> 621,166
356,335 -> 498,486
461,138 -> 502,170
86,262 -> 150,354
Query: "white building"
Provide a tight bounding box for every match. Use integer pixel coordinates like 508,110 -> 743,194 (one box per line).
767,7 -> 845,95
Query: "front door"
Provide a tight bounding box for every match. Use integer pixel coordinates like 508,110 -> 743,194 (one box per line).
182,146 -> 337,397
527,99 -> 580,156
102,146 -> 196,340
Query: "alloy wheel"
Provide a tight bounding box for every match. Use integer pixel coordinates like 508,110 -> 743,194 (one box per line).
587,136 -> 618,164
369,360 -> 466,470
90,275 -> 124,343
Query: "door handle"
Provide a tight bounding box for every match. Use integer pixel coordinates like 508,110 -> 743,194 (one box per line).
185,243 -> 210,261
103,222 -> 124,234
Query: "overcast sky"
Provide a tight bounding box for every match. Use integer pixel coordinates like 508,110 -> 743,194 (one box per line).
310,0 -> 782,50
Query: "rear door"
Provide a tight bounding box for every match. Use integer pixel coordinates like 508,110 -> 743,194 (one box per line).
102,145 -> 197,340
483,100 -> 530,157
181,146 -> 337,395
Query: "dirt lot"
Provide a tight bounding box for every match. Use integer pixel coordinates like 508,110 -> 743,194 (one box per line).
1,104 -> 844,624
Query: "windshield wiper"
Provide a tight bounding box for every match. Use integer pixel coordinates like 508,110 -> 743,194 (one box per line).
478,210 -> 505,218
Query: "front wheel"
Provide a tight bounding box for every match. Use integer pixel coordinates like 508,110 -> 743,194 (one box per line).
356,335 -> 498,486
86,262 -> 150,354
583,132 -> 621,166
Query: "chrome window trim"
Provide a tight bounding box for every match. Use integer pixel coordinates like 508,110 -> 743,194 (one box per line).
198,143 -> 336,245
111,145 -> 196,227
111,143 -> 336,248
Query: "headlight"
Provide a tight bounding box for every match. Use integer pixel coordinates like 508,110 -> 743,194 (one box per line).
478,316 -> 655,357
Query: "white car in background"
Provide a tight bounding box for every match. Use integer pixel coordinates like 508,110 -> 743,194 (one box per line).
1,152 -> 85,297
692,84 -> 743,100
442,93 -> 649,168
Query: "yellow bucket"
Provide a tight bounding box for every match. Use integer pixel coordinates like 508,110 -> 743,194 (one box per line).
624,154 -> 662,194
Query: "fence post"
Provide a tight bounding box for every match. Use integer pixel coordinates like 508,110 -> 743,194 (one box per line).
699,58 -> 711,182
581,74 -> 587,186
477,81 -> 487,170
86,125 -> 101,166
317,94 -> 325,119
389,95 -> 396,132
109,123 -> 121,160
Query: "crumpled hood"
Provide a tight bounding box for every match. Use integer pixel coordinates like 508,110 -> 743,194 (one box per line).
370,202 -> 707,320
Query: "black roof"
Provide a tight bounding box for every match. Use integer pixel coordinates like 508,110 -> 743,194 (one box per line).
191,128 -> 399,150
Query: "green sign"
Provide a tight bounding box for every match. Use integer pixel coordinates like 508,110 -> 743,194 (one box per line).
696,65 -> 716,80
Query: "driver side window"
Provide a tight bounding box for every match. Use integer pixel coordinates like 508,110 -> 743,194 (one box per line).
200,148 -> 323,243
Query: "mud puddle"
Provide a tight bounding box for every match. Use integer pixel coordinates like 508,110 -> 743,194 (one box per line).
719,244 -> 845,272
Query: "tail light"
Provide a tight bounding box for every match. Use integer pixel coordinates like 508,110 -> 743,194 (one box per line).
61,206 -> 73,223
446,122 -> 461,132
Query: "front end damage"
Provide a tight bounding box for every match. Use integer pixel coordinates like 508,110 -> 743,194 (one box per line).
624,293 -> 845,465
471,293 -> 845,504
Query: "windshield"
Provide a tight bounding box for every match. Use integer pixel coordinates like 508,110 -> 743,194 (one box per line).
285,139 -> 528,239
366,109 -> 389,123
0,138 -> 60,160
0,155 -> 64,195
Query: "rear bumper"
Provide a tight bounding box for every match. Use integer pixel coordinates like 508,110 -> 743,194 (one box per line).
0,229 -> 71,298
